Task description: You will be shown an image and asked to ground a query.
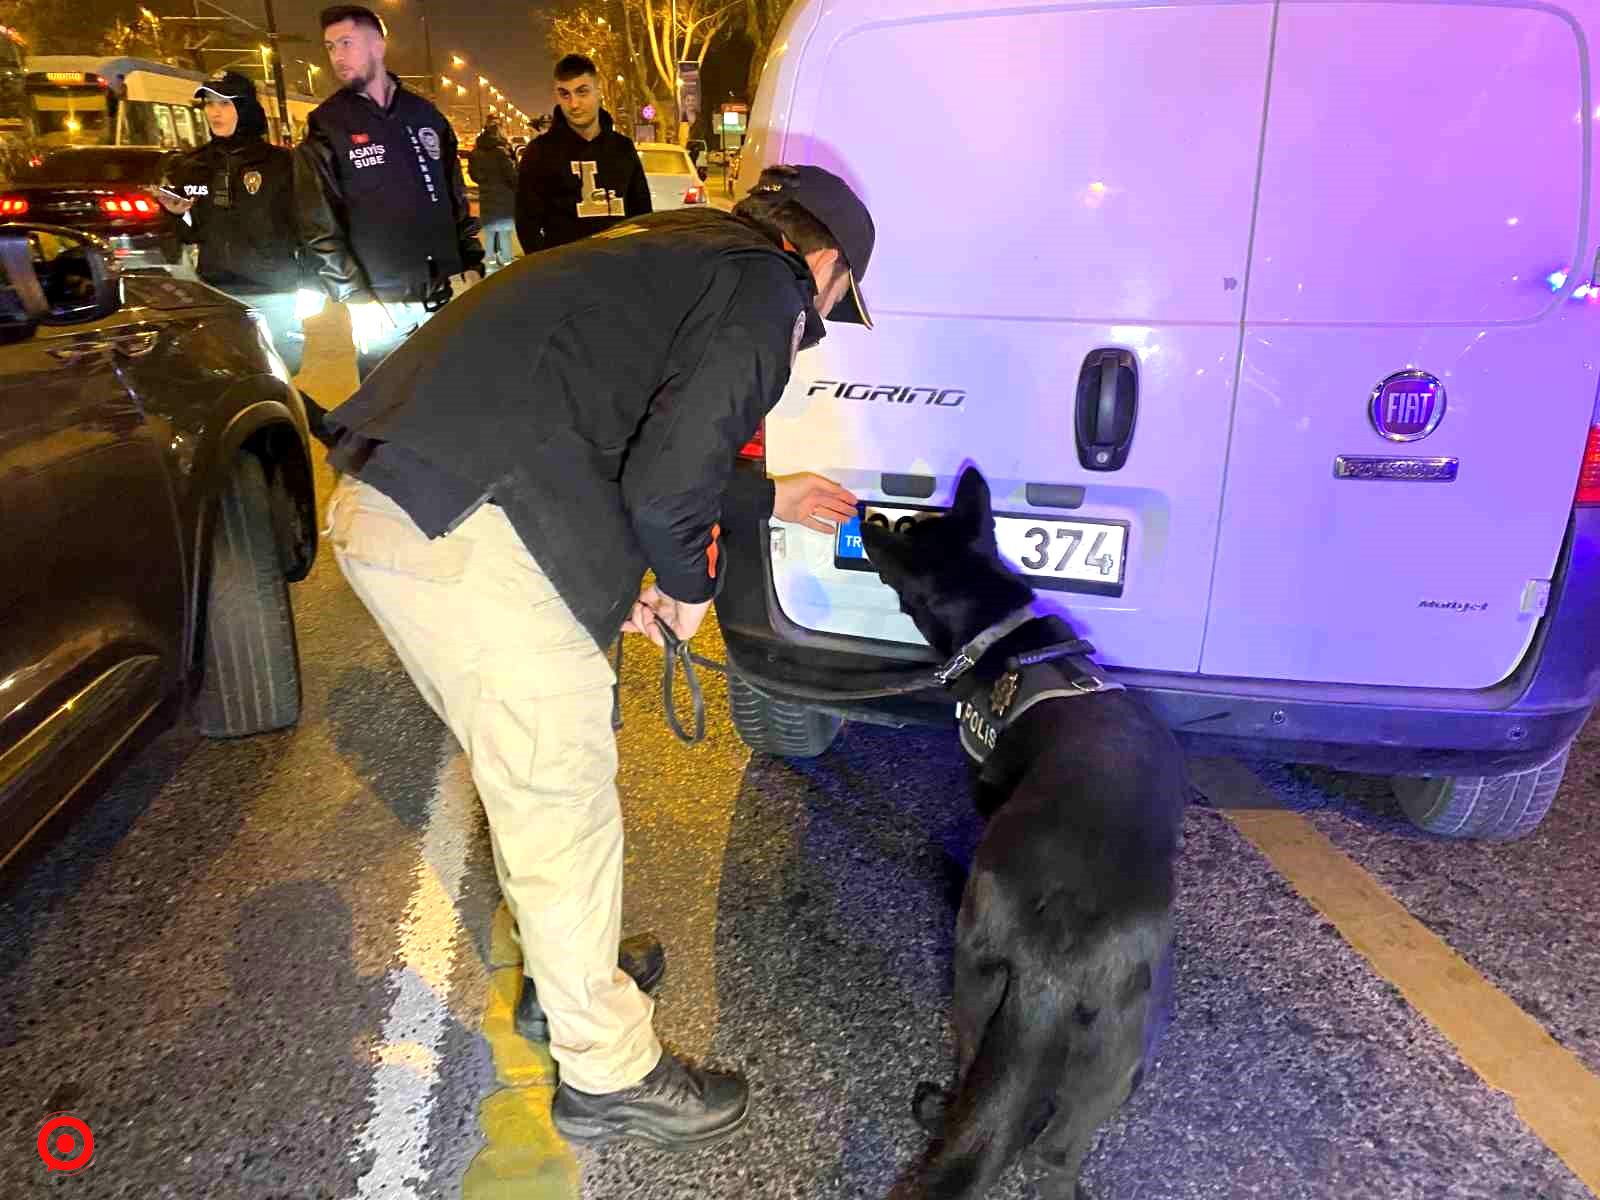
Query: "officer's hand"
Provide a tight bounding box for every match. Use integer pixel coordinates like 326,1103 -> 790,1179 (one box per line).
773,473 -> 859,534
622,585 -> 712,647
347,298 -> 398,355
449,269 -> 484,299
152,188 -> 193,215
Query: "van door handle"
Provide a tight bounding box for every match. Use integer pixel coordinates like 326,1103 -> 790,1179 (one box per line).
1076,348 -> 1139,471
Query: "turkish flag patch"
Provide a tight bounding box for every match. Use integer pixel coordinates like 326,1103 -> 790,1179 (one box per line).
350,132 -> 370,145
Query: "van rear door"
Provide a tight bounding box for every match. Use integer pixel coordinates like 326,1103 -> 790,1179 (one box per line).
760,0 -> 1275,673
1201,0 -> 1599,688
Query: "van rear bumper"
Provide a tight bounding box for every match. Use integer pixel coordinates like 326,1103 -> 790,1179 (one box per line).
714,465 -> 1600,777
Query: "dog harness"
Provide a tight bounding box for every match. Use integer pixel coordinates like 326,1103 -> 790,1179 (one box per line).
951,607 -> 1124,765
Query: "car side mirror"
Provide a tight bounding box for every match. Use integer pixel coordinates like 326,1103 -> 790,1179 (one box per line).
0,223 -> 121,329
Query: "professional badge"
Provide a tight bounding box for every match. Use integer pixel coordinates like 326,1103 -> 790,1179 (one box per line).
242,169 -> 262,195
990,671 -> 1020,718
418,127 -> 442,161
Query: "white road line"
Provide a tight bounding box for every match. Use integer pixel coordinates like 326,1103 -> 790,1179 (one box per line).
351,748 -> 477,1199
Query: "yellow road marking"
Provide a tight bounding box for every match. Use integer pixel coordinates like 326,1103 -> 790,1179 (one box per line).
1196,759 -> 1600,1195
460,903 -> 578,1200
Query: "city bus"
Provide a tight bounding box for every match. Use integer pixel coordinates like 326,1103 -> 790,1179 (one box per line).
22,55 -> 318,149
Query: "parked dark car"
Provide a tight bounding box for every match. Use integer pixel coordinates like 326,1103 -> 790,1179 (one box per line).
0,146 -> 184,274
0,223 -> 317,871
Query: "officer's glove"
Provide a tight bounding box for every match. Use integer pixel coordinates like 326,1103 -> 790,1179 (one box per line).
294,288 -> 327,321
347,298 -> 398,356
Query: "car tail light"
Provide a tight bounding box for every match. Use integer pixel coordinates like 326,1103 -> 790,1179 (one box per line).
99,194 -> 159,217
1577,421 -> 1600,506
683,186 -> 705,204
0,195 -> 27,215
738,422 -> 765,461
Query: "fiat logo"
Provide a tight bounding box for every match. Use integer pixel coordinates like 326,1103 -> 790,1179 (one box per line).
1370,370 -> 1446,442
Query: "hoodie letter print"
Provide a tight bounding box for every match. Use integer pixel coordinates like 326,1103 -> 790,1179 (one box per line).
572,161 -> 625,218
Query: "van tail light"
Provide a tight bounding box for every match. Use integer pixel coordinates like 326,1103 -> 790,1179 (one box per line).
0,195 -> 27,215
683,186 -> 705,204
737,422 -> 765,462
99,194 -> 159,218
1577,421 -> 1600,506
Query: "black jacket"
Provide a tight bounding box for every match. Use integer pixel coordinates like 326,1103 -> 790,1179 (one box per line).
467,131 -> 518,223
294,75 -> 483,303
323,209 -> 823,648
514,107 -> 650,253
162,96 -> 299,294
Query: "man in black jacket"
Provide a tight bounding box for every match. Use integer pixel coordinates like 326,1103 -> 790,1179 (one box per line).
295,4 -> 484,380
515,54 -> 650,254
467,121 -> 518,270
156,71 -> 306,374
320,166 -> 872,1151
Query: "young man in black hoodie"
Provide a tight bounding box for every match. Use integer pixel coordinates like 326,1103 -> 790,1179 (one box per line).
515,54 -> 651,253
156,71 -> 307,376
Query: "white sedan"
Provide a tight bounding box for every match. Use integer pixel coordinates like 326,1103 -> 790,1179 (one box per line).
636,143 -> 709,210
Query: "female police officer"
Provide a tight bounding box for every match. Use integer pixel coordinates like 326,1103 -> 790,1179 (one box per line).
157,71 -> 310,379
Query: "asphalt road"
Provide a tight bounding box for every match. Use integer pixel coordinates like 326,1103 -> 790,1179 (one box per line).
1,301 -> 1596,1200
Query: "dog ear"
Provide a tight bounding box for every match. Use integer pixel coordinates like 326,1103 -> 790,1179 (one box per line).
951,467 -> 995,547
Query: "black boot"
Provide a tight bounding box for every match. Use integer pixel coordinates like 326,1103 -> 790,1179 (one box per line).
551,1050 -> 749,1151
515,933 -> 666,1043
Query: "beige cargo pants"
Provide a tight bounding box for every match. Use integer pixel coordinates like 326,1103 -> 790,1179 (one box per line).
326,476 -> 662,1094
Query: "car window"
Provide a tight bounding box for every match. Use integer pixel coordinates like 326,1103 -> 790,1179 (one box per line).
153,104 -> 177,147
23,150 -> 167,184
120,99 -> 162,146
639,149 -> 692,176
171,105 -> 197,147
28,230 -> 98,316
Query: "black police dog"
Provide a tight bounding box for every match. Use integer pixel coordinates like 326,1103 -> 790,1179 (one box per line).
862,467 -> 1186,1200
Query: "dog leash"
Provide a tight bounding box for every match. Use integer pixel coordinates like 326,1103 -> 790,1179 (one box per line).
610,619 -> 732,746
612,607 -> 1095,748
612,619 -> 942,746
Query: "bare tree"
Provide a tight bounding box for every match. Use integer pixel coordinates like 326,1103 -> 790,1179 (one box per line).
102,7 -> 183,63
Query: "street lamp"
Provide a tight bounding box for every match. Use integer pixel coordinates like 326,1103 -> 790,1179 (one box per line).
451,54 -> 465,69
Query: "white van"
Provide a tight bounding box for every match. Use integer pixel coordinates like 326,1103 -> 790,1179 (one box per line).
713,0 -> 1600,840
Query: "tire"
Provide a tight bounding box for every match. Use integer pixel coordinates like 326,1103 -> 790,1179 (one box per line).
727,673 -> 843,759
1391,745 -> 1571,841
195,454 -> 301,737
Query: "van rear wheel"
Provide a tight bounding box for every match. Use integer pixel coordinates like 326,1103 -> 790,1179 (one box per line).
1391,745 -> 1571,841
727,674 -> 842,759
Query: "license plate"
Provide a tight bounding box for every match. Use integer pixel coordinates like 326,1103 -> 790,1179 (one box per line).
834,504 -> 1129,597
